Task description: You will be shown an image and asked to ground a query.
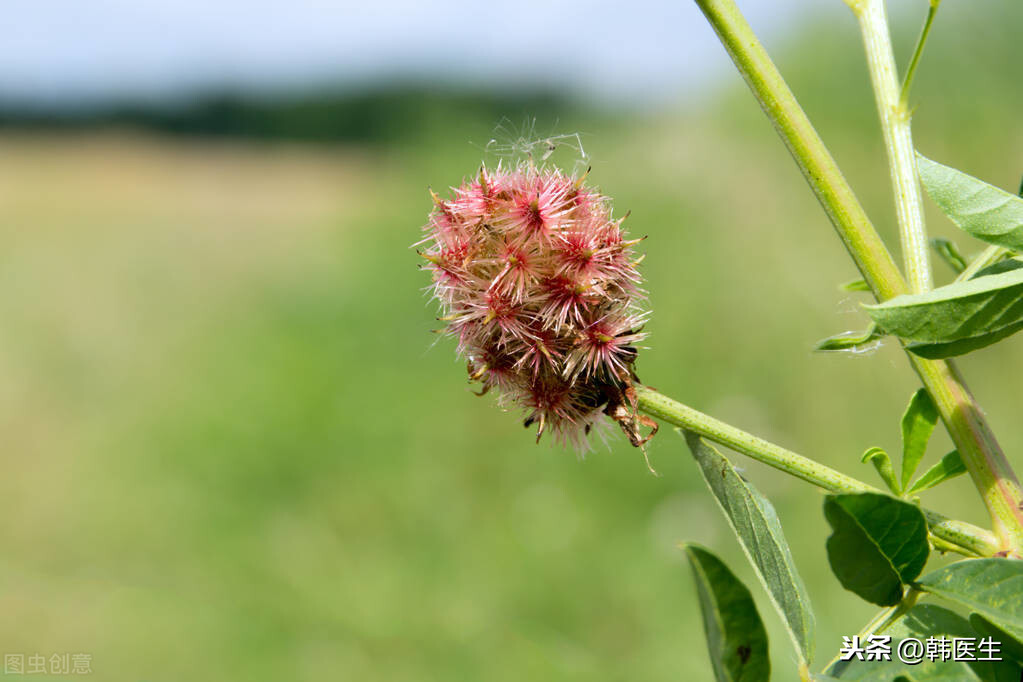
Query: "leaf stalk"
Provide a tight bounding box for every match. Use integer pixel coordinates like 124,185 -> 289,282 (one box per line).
635,385 -> 998,558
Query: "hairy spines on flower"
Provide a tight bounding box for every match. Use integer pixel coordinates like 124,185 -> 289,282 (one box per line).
421,161 -> 649,447
564,309 -> 649,383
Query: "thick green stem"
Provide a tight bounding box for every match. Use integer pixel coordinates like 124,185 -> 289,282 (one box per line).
635,385 -> 998,557
693,0 -> 905,301
852,0 -> 932,292
693,0 -> 1023,554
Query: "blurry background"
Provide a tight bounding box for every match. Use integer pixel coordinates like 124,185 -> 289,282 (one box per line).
1,1 -> 1021,680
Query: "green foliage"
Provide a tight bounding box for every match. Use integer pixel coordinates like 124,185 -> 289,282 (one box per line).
900,390 -> 938,491
930,238 -> 968,274
906,451 -> 966,496
824,494 -> 930,606
861,447 -> 901,496
917,154 -> 1023,252
904,320 -> 1023,360
971,258 -> 1023,279
841,279 -> 871,292
835,656 -> 981,681
832,604 -> 1020,681
684,432 -> 815,663
914,559 -> 1023,651
889,605 -> 1020,682
969,615 -> 1023,667
865,266 -> 1023,358
815,325 -> 883,353
684,545 -> 771,682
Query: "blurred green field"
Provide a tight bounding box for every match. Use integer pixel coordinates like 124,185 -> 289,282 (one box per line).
1,6 -> 1021,680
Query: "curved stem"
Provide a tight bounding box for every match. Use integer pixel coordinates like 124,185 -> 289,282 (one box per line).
693,0 -> 1023,554
635,385 -> 998,558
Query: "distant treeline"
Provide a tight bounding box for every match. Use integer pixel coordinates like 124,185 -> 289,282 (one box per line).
0,87 -> 578,143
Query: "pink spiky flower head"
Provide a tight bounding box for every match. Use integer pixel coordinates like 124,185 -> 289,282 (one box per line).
420,162 -> 654,450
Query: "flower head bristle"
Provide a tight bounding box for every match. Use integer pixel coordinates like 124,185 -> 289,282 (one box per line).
420,162 -> 650,450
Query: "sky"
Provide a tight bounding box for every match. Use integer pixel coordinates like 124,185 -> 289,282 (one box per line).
0,0 -> 841,108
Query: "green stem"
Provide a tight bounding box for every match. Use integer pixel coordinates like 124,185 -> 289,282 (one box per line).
693,0 -> 1023,554
693,0 -> 906,301
635,385 -> 998,558
850,0 -> 1023,551
899,0 -> 941,106
852,0 -> 931,292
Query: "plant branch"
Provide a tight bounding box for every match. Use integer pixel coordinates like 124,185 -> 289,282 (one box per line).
852,0 -> 932,292
692,0 -> 907,300
693,0 -> 1023,554
635,385 -> 998,558
900,0 -> 941,105
850,0 -> 1023,551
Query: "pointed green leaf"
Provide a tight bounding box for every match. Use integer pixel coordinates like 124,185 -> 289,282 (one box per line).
931,238 -> 968,274
861,447 -> 901,495
906,451 -> 966,495
842,279 -> 871,292
815,325 -> 883,352
864,266 -> 1023,345
901,390 -> 938,489
824,493 -> 930,606
971,258 -> 1023,279
683,431 -> 815,663
906,319 -> 1023,359
917,154 -> 1023,251
915,559 -> 1023,648
684,544 -> 770,682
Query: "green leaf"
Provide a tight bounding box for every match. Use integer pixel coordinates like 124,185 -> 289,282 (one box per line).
889,605 -> 1020,682
832,604 -> 990,680
824,493 -> 930,606
931,238 -> 968,274
864,266 -> 1023,346
684,544 -> 771,682
917,154 -> 1023,251
834,656 -> 981,681
683,431 -> 815,663
970,614 -> 1023,666
830,603 -> 1003,679
906,451 -> 966,495
888,603 -> 975,640
901,390 -> 938,490
905,319 -> 1023,359
842,279 -> 871,292
814,324 -> 882,353
915,559 -> 1023,648
861,447 -> 901,495
971,258 -> 1023,279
